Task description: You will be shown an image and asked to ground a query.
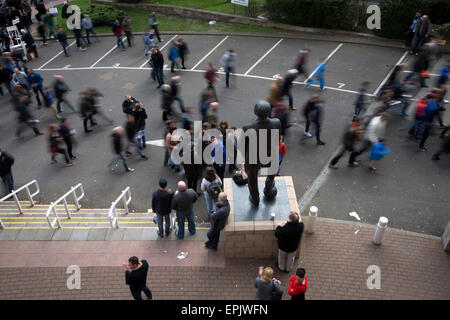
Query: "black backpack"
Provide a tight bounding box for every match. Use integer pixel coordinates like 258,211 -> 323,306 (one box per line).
207,180 -> 221,199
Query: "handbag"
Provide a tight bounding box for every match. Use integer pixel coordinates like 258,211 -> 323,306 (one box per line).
271,281 -> 283,300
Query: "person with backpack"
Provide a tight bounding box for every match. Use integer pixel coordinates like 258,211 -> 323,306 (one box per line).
288,268 -> 308,301
201,166 -> 222,214
219,49 -> 236,88
0,148 -> 15,194
182,143 -> 203,193
408,94 -> 428,139
168,41 -> 179,73
112,18 -> 125,51
254,266 -> 283,300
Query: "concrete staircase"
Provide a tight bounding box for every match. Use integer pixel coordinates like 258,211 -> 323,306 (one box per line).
0,200 -> 212,241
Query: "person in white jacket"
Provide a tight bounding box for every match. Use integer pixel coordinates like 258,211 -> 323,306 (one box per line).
349,112 -> 388,166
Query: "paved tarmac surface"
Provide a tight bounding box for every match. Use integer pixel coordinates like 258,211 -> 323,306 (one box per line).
0,34 -> 449,236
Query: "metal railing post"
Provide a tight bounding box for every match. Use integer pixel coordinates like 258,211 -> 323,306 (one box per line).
25,186 -> 34,206
114,206 -> 118,228
12,191 -> 23,214
123,191 -> 129,214
109,202 -> 115,228
54,207 -> 61,228
73,187 -> 80,210
63,197 -> 71,219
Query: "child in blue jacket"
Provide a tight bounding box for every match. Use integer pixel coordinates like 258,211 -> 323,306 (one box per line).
369,138 -> 390,171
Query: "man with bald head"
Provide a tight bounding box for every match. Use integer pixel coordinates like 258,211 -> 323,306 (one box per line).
171,181 -> 199,239
205,192 -> 230,250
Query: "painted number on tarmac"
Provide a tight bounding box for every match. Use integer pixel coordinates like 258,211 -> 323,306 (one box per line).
337,82 -> 346,88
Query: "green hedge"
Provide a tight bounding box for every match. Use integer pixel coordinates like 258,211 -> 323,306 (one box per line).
114,0 -> 145,3
438,23 -> 450,39
265,0 -> 344,29
84,5 -> 125,26
377,0 -> 450,39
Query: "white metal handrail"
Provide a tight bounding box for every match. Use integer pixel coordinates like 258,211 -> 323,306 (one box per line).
0,180 -> 40,214
46,183 -> 84,228
0,219 -> 4,229
108,187 -> 131,229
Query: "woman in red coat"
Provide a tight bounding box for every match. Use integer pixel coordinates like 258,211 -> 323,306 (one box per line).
288,268 -> 308,301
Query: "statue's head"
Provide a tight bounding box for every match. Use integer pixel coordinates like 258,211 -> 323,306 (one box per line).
254,100 -> 271,119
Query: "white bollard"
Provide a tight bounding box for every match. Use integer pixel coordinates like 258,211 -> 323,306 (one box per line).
306,206 -> 318,234
372,217 -> 388,245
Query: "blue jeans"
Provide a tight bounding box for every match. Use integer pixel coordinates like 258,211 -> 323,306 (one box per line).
86,28 -> 97,44
411,36 -> 425,54
48,25 -> 56,38
164,149 -> 170,166
203,192 -> 216,214
1,171 -> 14,194
206,225 -> 221,249
60,41 -> 68,56
404,71 -> 426,87
116,35 -> 125,49
175,209 -> 195,239
108,153 -> 130,171
136,128 -> 146,149
306,76 -> 324,89
157,213 -> 171,235
154,67 -> 164,86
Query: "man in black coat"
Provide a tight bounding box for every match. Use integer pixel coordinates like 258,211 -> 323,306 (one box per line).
122,95 -> 138,115
182,143 -> 203,193
275,212 -> 304,273
205,192 -> 230,250
150,47 -> 164,88
151,178 -> 173,237
0,65 -> 12,96
124,114 -> 147,160
0,148 -> 14,194
123,256 -> 152,300
280,69 -> 298,110
53,75 -> 75,113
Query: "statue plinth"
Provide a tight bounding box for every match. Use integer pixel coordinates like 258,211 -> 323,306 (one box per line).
224,176 -> 302,259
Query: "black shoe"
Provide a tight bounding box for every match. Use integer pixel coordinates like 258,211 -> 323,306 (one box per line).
71,156 -> 77,160
165,231 -> 171,237
141,155 -> 148,160
432,156 -> 440,160
91,122 -> 98,126
157,231 -> 163,238
317,141 -> 325,145
85,129 -> 93,133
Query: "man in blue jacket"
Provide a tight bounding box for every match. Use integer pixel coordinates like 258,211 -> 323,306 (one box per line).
205,192 -> 230,250
168,40 -> 179,73
26,69 -> 46,107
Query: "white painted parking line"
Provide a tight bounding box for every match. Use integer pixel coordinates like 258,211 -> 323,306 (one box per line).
139,34 -> 178,69
38,66 -> 371,96
36,41 -> 76,70
402,70 -> 440,77
89,37 -> 127,69
373,51 -> 408,96
244,38 -> 283,75
190,36 -> 229,71
305,43 -> 343,82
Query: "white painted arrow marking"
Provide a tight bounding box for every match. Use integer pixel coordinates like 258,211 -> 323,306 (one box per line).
146,139 -> 165,147
337,82 -> 346,88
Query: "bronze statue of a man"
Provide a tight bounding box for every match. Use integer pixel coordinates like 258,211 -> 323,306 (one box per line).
242,100 -> 281,206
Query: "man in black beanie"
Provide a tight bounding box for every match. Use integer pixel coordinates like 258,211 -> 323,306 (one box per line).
151,178 -> 173,237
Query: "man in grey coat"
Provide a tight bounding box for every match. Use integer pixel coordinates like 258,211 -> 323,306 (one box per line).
171,181 -> 198,239
205,192 -> 230,250
411,15 -> 432,55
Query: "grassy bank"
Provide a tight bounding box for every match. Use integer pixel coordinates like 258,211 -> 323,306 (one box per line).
145,0 -> 265,16
53,0 -> 276,34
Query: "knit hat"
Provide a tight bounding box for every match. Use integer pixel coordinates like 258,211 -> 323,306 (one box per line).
159,178 -> 167,188
296,268 -> 305,278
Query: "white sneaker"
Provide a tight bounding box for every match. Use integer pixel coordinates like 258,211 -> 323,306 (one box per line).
78,47 -> 87,51
444,99 -> 449,104
127,168 -> 135,172
304,131 -> 312,137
